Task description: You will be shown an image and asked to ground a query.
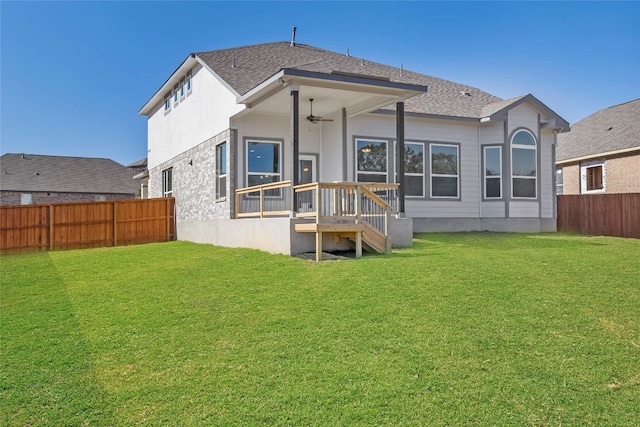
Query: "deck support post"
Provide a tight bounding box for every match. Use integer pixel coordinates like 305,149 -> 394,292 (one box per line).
316,231 -> 323,262
355,184 -> 362,258
396,101 -> 405,215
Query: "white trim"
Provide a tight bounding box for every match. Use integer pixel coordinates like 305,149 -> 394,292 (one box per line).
246,140 -> 282,187
404,141 -> 425,198
580,160 -> 605,194
355,138 -> 389,183
511,129 -> 537,199
430,143 -> 459,199
557,146 -> 640,165
484,146 -> 502,199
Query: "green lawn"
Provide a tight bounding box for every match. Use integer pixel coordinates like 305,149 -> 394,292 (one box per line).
1,233 -> 638,426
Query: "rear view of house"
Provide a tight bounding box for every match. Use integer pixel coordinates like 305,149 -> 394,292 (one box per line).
139,41 -> 569,257
556,99 -> 640,195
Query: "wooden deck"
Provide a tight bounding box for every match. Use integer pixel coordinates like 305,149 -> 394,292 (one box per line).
236,181 -> 398,261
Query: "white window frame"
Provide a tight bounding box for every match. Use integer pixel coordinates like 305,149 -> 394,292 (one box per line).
21,193 -> 32,205
510,129 -> 537,199
162,167 -> 173,197
356,138 -> 388,183
484,146 -> 502,199
581,161 -> 605,193
430,143 -> 459,199
186,71 -> 192,94
246,140 -> 282,188
404,141 -> 425,198
179,78 -> 186,100
173,84 -> 180,107
556,167 -> 564,195
216,142 -> 227,200
164,93 -> 171,113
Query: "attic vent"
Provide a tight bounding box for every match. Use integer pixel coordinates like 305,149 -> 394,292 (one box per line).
330,70 -> 390,82
290,26 -> 297,47
461,91 -> 472,96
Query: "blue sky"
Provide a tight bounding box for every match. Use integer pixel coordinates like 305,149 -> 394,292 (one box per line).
1,1 -> 638,166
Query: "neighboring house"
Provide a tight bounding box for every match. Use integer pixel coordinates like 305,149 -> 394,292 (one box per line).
127,157 -> 148,172
0,153 -> 141,205
128,158 -> 149,199
139,41 -> 568,256
556,99 -> 640,195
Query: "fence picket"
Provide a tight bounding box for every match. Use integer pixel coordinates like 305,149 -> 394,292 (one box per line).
558,193 -> 640,239
1,198 -> 175,254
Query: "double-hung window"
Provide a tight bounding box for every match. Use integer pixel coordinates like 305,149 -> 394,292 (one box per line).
404,142 -> 425,197
216,142 -> 227,199
356,139 -> 388,183
556,168 -> 564,195
186,72 -> 192,94
511,130 -> 537,198
484,146 -> 502,199
247,140 -> 281,187
173,84 -> 179,107
162,167 -> 173,197
430,143 -> 459,198
584,164 -> 604,192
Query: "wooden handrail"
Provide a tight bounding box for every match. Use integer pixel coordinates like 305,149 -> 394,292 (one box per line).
236,180 -> 292,195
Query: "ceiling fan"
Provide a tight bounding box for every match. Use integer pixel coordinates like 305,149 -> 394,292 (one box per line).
306,99 -> 333,124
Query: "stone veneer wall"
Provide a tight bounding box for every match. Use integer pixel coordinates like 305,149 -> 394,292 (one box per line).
148,128 -> 236,222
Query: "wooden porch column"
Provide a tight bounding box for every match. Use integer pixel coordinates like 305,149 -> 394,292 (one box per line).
291,86 -> 300,214
291,87 -> 300,184
396,101 -> 406,215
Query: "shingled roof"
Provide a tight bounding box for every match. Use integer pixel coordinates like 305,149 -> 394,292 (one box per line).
557,99 -> 640,162
0,153 -> 140,194
195,42 -> 503,119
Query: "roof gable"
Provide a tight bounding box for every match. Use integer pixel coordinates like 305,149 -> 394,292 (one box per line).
557,99 -> 640,162
1,154 -> 140,194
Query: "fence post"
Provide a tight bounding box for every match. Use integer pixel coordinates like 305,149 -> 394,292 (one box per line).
49,204 -> 54,251
166,198 -> 171,241
113,201 -> 118,247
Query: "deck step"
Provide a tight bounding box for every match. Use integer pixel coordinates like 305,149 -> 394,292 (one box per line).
294,222 -> 365,233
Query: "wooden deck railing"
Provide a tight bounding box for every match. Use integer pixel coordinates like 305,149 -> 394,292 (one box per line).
234,180 -> 398,257
235,180 -> 293,218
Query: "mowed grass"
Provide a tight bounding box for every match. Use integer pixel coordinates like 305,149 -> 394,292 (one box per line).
1,233 -> 638,426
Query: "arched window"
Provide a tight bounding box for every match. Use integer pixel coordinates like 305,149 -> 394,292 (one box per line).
511,129 -> 537,198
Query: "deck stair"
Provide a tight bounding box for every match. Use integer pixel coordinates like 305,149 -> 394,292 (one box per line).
293,182 -> 396,261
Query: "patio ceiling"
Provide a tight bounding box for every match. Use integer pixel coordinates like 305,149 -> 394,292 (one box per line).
233,68 -> 427,120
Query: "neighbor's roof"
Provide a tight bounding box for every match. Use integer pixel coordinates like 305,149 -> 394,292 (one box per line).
0,153 -> 141,194
195,42 -> 501,119
127,157 -> 148,168
557,99 -> 640,162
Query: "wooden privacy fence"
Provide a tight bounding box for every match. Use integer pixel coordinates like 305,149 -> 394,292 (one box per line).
1,198 -> 175,254
557,193 -> 639,239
